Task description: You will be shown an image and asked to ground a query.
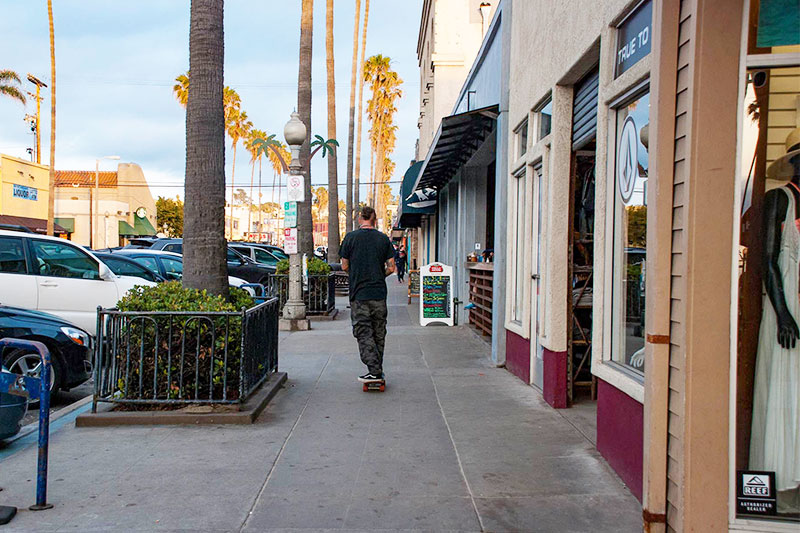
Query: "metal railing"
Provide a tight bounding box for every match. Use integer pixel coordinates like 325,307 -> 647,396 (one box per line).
264,274 -> 336,315
92,297 -> 279,410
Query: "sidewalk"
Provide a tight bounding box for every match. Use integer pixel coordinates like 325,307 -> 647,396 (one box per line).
0,281 -> 641,532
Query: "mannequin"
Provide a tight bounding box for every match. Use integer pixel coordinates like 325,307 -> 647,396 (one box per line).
752,129 -> 800,513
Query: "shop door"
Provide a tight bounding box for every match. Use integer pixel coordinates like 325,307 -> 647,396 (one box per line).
530,165 -> 545,388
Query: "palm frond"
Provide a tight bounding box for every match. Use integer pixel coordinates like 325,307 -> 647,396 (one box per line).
0,85 -> 26,105
0,70 -> 22,84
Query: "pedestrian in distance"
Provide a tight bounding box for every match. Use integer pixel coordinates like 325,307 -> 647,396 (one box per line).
340,206 -> 396,384
396,248 -> 408,283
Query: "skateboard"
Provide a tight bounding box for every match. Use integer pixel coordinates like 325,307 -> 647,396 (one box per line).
362,379 -> 386,392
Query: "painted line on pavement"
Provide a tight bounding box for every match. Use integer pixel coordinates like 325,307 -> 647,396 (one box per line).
0,398 -> 92,463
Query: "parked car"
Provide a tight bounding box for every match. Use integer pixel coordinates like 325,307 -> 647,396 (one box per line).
0,366 -> 27,440
102,249 -> 256,290
136,239 -> 277,284
0,230 -> 156,335
229,242 -> 282,267
0,305 -> 92,393
94,252 -> 165,283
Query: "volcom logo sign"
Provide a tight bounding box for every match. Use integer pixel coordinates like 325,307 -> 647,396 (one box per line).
617,115 -> 638,205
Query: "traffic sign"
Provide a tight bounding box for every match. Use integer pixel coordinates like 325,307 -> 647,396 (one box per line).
284,201 -> 298,228
284,227 -> 298,254
287,174 -> 305,202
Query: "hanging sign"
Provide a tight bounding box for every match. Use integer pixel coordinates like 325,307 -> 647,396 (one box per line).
736,471 -> 777,516
284,227 -> 298,255
287,173 -> 305,203
284,201 -> 298,228
420,262 -> 454,327
617,116 -> 638,204
12,184 -> 38,201
615,0 -> 652,78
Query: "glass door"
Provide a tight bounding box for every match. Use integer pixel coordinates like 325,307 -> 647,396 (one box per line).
531,164 -> 545,388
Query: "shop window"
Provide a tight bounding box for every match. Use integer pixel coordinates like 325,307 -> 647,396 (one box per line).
735,65 -> 800,524
537,98 -> 553,140
515,119 -> 528,159
610,89 -> 649,374
511,167 -> 527,323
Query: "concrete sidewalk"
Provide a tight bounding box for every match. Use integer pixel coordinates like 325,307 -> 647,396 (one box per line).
0,281 -> 641,532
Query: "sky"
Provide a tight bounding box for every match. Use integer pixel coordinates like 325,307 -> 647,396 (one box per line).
0,0 -> 423,203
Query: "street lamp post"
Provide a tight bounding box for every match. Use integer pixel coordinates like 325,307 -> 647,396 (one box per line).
93,155 -> 120,249
279,112 -> 310,331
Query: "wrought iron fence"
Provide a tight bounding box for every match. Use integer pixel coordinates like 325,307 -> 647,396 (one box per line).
92,298 -> 279,410
264,274 -> 336,315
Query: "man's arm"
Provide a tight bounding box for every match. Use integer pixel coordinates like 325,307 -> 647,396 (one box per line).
341,258 -> 349,272
385,257 -> 396,277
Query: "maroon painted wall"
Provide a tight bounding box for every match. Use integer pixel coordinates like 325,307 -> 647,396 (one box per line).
505,330 -> 530,383
596,378 -> 643,502
542,348 -> 567,408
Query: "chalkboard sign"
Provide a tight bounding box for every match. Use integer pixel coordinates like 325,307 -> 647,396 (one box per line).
420,262 -> 454,326
408,270 -> 420,303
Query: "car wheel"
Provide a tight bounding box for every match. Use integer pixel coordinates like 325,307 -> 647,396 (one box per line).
4,348 -> 61,396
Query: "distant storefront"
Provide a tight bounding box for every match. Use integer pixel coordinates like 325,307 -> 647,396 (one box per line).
0,154 -> 61,236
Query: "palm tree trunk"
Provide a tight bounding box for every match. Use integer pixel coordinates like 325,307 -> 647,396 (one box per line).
354,0 -> 369,219
325,0 -> 340,262
248,159 -> 255,239
47,0 -> 56,236
297,0 -> 314,256
344,0 -> 361,233
229,142 -> 237,238
183,0 -> 228,297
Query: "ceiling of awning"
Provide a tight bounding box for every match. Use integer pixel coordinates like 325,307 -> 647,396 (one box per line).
413,104 -> 499,192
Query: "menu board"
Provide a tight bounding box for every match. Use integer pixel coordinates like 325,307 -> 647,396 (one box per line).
408,270 -> 420,303
420,262 -> 454,326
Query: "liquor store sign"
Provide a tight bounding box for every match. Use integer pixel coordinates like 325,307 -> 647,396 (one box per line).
420,262 -> 454,327
12,184 -> 38,201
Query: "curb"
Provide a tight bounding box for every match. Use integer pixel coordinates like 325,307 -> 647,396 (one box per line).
3,394 -> 93,446
74,372 -> 287,427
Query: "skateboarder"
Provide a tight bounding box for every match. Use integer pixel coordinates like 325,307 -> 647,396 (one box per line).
340,206 -> 396,383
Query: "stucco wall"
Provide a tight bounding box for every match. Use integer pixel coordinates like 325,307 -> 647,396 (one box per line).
0,154 -> 50,220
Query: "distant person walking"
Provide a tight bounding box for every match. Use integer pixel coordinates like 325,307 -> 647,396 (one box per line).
340,206 -> 396,382
396,248 -> 408,283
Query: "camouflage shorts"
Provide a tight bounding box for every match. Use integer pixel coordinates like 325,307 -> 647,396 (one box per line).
350,299 -> 388,374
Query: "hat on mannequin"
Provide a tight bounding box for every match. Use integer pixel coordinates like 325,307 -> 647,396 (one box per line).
767,127 -> 800,180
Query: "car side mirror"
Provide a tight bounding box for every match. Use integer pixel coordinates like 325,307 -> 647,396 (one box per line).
98,263 -> 114,281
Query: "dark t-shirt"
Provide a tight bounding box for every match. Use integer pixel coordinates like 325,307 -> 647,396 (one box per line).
340,228 -> 395,301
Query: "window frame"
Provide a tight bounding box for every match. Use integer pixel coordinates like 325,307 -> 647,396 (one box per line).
0,235 -> 31,275
505,164 -> 531,337
535,96 -> 553,141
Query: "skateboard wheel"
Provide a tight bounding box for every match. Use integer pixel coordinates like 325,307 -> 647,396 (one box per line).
379,384 -> 385,392
363,384 -> 368,392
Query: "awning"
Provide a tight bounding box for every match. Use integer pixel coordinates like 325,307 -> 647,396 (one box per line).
118,220 -> 137,236
0,215 -> 68,236
412,104 -> 499,192
397,161 -> 436,228
133,215 -> 156,236
54,217 -> 74,233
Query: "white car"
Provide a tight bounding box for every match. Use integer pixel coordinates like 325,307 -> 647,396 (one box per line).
0,229 -> 155,335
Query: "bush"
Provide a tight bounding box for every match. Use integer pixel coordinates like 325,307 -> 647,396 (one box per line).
275,257 -> 331,276
111,281 -> 255,403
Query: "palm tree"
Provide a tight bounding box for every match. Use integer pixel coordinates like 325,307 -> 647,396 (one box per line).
173,71 -> 190,107
46,0 -> 56,236
245,128 -> 266,237
297,0 -> 314,256
354,0 -> 370,216
0,70 -> 26,104
325,0 -> 340,261
183,0 -> 227,296
225,104 -> 252,238
344,0 -> 362,234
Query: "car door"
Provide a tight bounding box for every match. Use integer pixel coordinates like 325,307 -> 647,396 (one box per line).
29,238 -> 118,332
0,235 -> 38,309
160,256 -> 184,281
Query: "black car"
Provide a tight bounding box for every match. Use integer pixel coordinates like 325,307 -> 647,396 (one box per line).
0,306 -> 92,394
139,239 -> 276,284
93,252 -> 165,283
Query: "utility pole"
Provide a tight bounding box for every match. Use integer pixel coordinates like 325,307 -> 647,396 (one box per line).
26,75 -> 47,165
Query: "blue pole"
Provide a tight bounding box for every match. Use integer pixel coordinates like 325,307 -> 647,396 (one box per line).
30,348 -> 52,511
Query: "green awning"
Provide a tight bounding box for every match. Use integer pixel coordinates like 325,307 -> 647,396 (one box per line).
118,220 -> 137,236
133,215 -> 156,236
54,217 -> 75,233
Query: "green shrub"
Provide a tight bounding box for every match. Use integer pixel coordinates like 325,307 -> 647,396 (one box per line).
275,257 -> 331,276
112,281 -> 255,403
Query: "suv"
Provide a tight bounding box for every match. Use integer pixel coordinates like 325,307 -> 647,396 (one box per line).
229,243 -> 282,267
0,230 -> 155,334
137,239 -> 276,285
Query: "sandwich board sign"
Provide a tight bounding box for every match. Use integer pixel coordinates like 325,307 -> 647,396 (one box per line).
420,262 -> 454,326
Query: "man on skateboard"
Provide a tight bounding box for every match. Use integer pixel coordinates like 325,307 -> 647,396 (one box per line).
340,206 -> 396,385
